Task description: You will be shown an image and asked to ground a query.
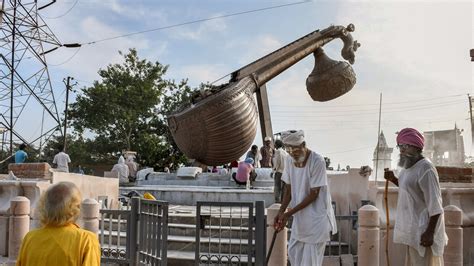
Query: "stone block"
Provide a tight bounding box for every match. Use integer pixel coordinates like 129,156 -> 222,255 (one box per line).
51,171 -> 119,209
0,181 -> 22,215
0,216 -> 9,256
8,197 -> 30,261
176,167 -> 202,179
103,171 -> 118,178
436,166 -> 473,183
340,254 -> 354,266
10,197 -> 30,215
322,256 -> 340,266
8,163 -> 51,179
20,181 -> 50,220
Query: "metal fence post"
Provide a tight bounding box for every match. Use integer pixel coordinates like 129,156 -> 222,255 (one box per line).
255,201 -> 266,266
129,197 -> 140,265
161,202 -> 169,266
195,202 -> 202,266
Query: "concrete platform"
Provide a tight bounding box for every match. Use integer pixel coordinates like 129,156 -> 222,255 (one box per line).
137,170 -> 274,188
120,185 -> 275,207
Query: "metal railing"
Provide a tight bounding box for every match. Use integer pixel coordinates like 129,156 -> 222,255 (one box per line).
100,208 -> 135,264
99,197 -> 168,266
195,201 -> 266,266
327,212 -> 358,258
138,199 -> 169,265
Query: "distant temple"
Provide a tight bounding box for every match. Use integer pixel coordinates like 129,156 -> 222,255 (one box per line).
372,131 -> 393,181
423,125 -> 465,167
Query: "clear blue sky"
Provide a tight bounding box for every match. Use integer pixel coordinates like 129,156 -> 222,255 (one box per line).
14,0 -> 474,168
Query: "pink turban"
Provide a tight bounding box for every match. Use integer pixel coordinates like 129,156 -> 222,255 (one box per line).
396,128 -> 424,149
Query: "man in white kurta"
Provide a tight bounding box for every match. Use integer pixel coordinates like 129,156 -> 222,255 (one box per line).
385,128 -> 447,265
272,139 -> 288,203
53,149 -> 71,172
274,130 -> 337,266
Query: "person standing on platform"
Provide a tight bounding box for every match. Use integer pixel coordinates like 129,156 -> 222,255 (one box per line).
14,143 -> 28,163
274,130 -> 336,266
272,139 -> 288,203
52,145 -> 71,173
260,136 -> 274,168
384,127 -> 447,265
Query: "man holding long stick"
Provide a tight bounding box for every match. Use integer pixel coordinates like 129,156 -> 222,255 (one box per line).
384,128 -> 447,265
274,130 -> 336,265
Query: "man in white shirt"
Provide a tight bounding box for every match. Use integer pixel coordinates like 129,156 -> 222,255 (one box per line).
272,139 -> 287,203
274,130 -> 337,266
385,128 -> 447,265
53,146 -> 71,173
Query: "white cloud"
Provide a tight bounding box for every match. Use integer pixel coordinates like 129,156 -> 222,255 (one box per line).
235,35 -> 283,65
171,16 -> 228,41
47,16 -> 160,82
175,64 -> 232,86
334,2 -> 472,92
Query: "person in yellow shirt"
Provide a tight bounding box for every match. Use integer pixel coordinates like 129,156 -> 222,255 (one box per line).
16,182 -> 101,266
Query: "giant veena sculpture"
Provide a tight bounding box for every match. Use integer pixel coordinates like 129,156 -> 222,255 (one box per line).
167,24 -> 360,166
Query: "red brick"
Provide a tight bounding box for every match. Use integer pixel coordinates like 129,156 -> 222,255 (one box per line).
460,168 -> 473,175
8,163 -> 51,179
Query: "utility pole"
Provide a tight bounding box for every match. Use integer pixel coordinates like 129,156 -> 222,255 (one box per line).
63,77 -> 76,152
469,94 -> 473,146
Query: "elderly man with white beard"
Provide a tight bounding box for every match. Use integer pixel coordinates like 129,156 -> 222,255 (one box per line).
384,128 -> 447,266
273,130 -> 337,266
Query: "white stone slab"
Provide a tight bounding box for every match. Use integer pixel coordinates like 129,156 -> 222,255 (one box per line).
176,167 -> 202,179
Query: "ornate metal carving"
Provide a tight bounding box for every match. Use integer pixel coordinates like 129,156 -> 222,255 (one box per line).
306,48 -> 356,102
101,247 -> 127,259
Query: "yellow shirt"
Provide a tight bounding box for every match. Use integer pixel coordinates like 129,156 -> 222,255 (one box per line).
16,223 -> 100,266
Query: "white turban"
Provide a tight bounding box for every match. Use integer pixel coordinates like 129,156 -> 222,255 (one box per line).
281,130 -> 305,146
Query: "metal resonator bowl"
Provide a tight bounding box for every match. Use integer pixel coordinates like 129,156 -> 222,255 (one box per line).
167,77 -> 258,166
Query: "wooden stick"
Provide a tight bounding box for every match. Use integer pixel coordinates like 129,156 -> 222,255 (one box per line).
384,179 -> 390,266
266,230 -> 279,264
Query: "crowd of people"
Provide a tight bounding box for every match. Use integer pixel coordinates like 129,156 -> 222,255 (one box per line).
11,127 -> 448,265
13,143 -> 140,184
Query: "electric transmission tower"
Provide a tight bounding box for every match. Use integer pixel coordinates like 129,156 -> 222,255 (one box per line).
0,0 -> 63,156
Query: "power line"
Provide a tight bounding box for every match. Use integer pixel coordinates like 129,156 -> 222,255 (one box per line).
80,1 -> 310,45
42,0 -> 79,19
323,146 -> 373,155
271,94 -> 466,109
272,99 -> 466,114
274,117 -> 469,125
271,100 -> 465,118
48,47 -> 81,66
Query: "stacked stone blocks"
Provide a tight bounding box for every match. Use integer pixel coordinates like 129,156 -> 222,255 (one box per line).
8,163 -> 51,179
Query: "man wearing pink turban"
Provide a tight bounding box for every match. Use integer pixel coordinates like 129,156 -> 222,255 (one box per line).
385,128 -> 447,265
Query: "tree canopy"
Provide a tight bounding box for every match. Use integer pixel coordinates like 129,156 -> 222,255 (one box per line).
67,49 -> 193,170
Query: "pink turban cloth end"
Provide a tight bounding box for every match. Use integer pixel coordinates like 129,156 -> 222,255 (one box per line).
396,128 -> 424,149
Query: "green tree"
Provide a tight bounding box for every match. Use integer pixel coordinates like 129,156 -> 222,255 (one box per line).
68,49 -> 193,170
